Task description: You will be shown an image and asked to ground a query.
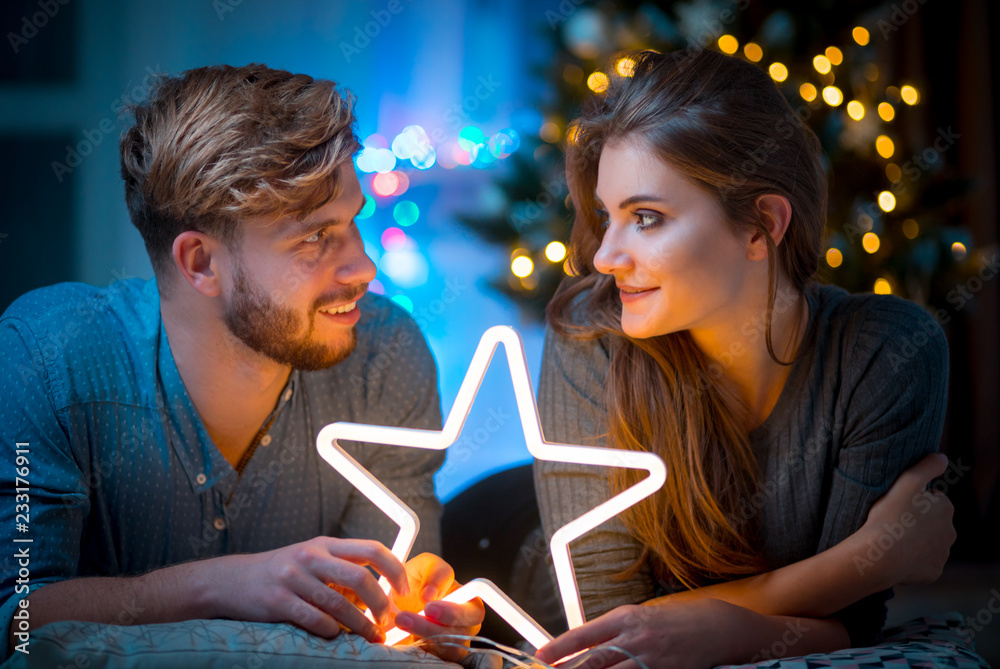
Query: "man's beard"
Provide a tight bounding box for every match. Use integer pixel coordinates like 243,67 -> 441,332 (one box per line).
223,258 -> 359,371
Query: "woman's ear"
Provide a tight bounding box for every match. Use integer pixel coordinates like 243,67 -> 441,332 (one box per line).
172,231 -> 224,297
746,194 -> 792,262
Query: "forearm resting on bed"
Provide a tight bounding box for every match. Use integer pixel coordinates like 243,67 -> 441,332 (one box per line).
642,527 -> 890,619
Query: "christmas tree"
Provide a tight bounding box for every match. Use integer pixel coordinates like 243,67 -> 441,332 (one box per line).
459,0 -> 976,320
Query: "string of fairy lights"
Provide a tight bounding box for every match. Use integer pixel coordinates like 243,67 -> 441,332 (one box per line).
505,24 -> 967,298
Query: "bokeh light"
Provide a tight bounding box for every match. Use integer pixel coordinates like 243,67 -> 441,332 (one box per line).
587,71 -> 609,93
847,101 -> 865,120
615,56 -> 636,77
853,26 -> 870,45
825,46 -> 843,65
393,200 -> 420,227
874,278 -> 892,294
391,295 -> 413,313
458,126 -> 486,151
876,135 -> 895,158
900,85 -> 919,105
356,195 -> 376,220
372,172 -> 400,197
862,232 -> 881,253
822,86 -> 843,106
813,55 -> 832,74
826,248 -> 843,268
886,163 -> 902,182
380,227 -> 407,251
768,62 -> 788,82
511,256 -> 534,278
545,241 -> 567,262
380,249 -> 429,288
878,191 -> 896,212
878,102 -> 895,121
799,83 -> 817,102
539,121 -> 561,143
368,279 -> 385,295
743,42 -> 763,62
718,35 -> 738,55
952,242 -> 968,260
902,218 -> 919,239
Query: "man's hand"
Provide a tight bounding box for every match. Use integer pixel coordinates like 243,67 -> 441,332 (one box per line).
391,552 -> 485,662
207,536 -> 410,643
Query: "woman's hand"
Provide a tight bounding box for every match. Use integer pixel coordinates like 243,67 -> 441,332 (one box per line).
535,598 -> 757,669
390,552 -> 485,662
860,452 -> 957,587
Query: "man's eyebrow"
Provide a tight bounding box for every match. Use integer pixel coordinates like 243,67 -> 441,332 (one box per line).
285,199 -> 366,238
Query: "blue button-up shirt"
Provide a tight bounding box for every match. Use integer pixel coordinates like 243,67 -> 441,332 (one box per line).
0,278 -> 444,659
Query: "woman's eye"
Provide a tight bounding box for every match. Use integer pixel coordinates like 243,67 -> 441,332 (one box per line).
634,212 -> 661,230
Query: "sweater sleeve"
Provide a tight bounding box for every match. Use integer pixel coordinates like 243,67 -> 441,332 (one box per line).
533,325 -> 656,621
818,297 -> 950,646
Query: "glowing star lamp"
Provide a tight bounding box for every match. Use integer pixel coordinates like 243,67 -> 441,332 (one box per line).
316,325 -> 666,646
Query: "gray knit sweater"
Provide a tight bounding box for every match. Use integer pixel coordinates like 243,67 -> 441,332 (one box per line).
533,280 -> 949,647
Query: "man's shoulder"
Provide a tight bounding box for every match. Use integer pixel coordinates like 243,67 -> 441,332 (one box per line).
0,279 -> 160,404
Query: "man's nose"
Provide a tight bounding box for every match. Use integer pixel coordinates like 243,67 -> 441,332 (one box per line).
336,233 -> 377,286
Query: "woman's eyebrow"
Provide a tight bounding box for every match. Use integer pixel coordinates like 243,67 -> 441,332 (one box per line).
616,194 -> 669,208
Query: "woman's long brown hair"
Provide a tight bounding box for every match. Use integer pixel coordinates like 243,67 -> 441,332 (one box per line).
548,49 -> 827,589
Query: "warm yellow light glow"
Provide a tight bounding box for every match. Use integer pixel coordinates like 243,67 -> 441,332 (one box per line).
769,62 -> 788,82
799,83 -> 817,102
545,241 -> 567,263
874,278 -> 892,294
615,57 -> 636,77
511,256 -> 534,277
566,125 -> 581,145
743,42 -> 763,62
863,232 -> 881,253
952,242 -> 968,260
878,191 -> 896,212
878,102 -> 895,121
825,46 -> 843,65
853,26 -> 870,45
886,163 -> 902,182
902,218 -> 919,239
876,135 -> 895,159
847,101 -> 865,120
539,122 -> 560,143
900,85 -> 919,105
813,55 -> 832,74
562,258 -> 575,276
718,35 -> 739,55
826,248 -> 843,268
822,86 -> 843,106
587,71 -> 609,93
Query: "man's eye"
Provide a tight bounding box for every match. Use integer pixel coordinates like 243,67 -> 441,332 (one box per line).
303,229 -> 326,243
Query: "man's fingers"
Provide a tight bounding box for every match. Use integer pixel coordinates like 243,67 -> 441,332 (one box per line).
318,560 -> 391,626
323,538 -> 410,597
291,574 -> 384,643
536,614 -> 622,664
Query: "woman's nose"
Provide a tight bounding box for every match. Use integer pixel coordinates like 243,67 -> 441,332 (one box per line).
593,226 -> 633,276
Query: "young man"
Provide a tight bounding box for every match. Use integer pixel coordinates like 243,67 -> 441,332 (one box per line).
0,64 -> 481,663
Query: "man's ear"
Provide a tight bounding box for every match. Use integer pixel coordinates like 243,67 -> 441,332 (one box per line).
172,231 -> 224,297
746,193 -> 792,262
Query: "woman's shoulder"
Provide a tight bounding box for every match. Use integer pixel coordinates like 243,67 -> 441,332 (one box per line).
805,280 -> 948,383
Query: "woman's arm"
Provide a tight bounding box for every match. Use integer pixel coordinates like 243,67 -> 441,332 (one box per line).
642,452 -> 955,618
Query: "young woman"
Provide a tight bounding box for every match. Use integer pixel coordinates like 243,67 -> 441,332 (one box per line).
533,48 -> 966,668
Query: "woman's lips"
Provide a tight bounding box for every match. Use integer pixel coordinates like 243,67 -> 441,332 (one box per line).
619,287 -> 659,303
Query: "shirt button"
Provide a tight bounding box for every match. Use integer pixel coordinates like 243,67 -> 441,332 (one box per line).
213,517 -> 227,531
260,434 -> 272,446
195,473 -> 207,485
283,389 -> 293,402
